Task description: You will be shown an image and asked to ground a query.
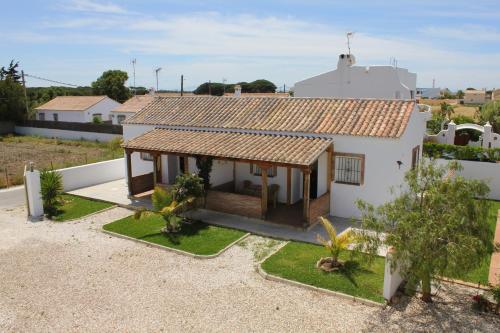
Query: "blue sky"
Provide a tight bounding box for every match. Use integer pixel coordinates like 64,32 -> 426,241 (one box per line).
1,0 -> 499,91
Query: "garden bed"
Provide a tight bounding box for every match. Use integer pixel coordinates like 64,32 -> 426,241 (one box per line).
261,241 -> 385,303
102,215 -> 247,256
52,194 -> 114,222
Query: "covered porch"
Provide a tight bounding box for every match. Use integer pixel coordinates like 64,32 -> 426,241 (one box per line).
123,128 -> 333,228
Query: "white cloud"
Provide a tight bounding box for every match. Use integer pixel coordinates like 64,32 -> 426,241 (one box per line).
420,25 -> 500,42
63,0 -> 127,14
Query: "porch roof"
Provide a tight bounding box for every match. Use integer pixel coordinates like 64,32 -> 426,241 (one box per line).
123,128 -> 332,167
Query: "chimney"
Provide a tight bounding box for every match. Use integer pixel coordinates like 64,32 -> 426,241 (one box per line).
337,54 -> 356,69
234,84 -> 242,97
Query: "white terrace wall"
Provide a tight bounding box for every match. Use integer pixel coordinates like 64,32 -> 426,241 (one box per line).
15,126 -> 121,142
432,158 -> 500,200
57,158 -> 125,191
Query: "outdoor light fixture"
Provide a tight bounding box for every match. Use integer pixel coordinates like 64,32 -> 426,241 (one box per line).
397,160 -> 403,169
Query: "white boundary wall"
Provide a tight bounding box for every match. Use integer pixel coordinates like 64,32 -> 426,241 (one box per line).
15,126 -> 121,142
383,248 -> 404,302
432,158 -> 500,200
57,158 -> 125,191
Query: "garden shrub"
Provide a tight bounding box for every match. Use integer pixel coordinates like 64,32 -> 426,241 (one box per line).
40,169 -> 63,217
423,143 -> 500,162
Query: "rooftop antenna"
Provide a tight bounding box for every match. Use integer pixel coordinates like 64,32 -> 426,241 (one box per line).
346,32 -> 354,56
154,67 -> 162,92
131,58 -> 137,96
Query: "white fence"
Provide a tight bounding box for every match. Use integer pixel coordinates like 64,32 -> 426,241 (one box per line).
15,126 -> 121,142
57,158 -> 125,191
0,158 -> 125,209
432,158 -> 500,200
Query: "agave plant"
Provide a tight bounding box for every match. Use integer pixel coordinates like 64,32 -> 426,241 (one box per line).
316,216 -> 354,271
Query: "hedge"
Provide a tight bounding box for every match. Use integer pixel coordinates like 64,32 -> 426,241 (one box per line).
423,143 -> 500,162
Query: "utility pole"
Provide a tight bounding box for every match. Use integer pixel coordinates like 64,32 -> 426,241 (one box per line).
21,70 -> 29,119
283,84 -> 286,93
131,59 -> 137,95
155,67 -> 162,92
181,75 -> 184,97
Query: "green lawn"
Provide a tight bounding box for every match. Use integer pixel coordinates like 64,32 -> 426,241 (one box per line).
444,200 -> 500,285
53,194 -> 114,222
261,241 -> 385,303
102,215 -> 247,256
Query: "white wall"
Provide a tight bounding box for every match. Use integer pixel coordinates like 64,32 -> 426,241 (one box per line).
330,109 -> 428,218
111,111 -> 134,125
37,110 -> 86,122
383,249 -> 404,302
294,55 -> 416,99
15,126 -> 121,142
317,151 -> 328,197
433,158 -> 500,200
57,158 -> 125,191
85,97 -> 121,123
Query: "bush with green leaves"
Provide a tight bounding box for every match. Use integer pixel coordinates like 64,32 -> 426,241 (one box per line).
355,160 -> 491,302
171,173 -> 204,202
423,143 -> 500,162
478,101 -> 500,133
40,170 -> 63,217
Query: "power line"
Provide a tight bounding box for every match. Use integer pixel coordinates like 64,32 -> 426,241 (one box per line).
23,73 -> 80,87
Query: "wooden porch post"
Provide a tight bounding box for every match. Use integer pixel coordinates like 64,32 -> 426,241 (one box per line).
183,157 -> 189,174
326,144 -> 333,193
152,154 -> 158,186
303,168 -> 311,224
261,165 -> 268,219
126,150 -> 133,196
286,167 -> 292,205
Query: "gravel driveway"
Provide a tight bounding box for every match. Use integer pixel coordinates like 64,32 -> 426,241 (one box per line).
0,206 -> 499,332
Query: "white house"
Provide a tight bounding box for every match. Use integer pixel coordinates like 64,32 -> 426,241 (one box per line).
110,95 -> 155,125
416,87 -> 441,99
294,54 -> 417,100
35,96 -> 121,123
121,96 -> 430,227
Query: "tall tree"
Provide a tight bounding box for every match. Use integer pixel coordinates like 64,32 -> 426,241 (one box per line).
355,160 -> 491,302
478,101 -> 500,133
0,60 -> 21,82
91,70 -> 131,102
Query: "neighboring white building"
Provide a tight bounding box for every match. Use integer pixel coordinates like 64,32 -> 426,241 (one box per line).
463,89 -> 486,104
416,87 -> 441,99
110,95 -> 155,125
294,54 -> 417,100
35,96 -> 121,123
121,96 -> 430,223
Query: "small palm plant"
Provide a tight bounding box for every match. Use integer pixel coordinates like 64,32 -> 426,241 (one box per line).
135,174 -> 203,233
316,216 -> 354,272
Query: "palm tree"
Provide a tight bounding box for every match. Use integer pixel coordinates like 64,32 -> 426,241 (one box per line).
316,217 -> 354,271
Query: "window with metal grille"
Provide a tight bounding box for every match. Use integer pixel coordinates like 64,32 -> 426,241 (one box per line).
250,164 -> 277,177
334,155 -> 363,185
140,152 -> 154,161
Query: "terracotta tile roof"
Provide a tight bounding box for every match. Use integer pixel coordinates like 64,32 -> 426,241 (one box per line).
35,96 -> 109,111
464,90 -> 485,95
223,92 -> 290,97
112,95 -> 155,113
123,128 -> 332,166
124,96 -> 415,138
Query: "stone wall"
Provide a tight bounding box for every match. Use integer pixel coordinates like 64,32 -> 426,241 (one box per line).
309,192 -> 330,224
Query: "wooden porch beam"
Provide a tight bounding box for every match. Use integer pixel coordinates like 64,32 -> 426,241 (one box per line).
326,144 -> 333,193
183,157 -> 189,174
303,168 -> 311,224
261,166 -> 268,219
152,154 -> 158,186
286,167 -> 291,205
126,150 -> 132,196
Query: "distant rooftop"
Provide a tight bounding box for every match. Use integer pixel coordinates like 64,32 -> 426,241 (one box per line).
35,96 -> 109,111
